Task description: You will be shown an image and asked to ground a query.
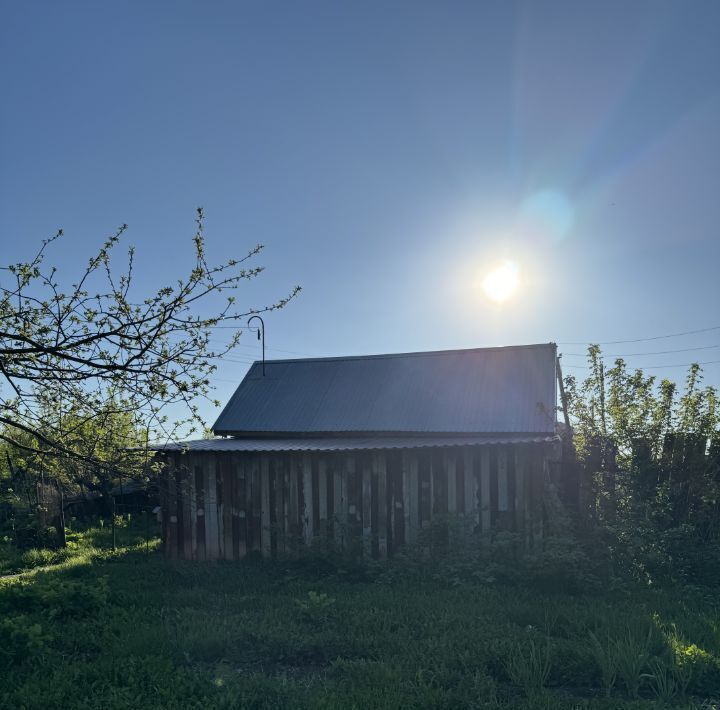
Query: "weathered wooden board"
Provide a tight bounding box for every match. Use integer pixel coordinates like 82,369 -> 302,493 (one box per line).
479,448 -> 490,533
251,455 -> 262,553
402,450 -> 411,543
195,464 -> 206,560
289,456 -> 300,548
216,458 -> 224,559
376,453 -> 387,558
260,457 -> 271,557
167,458 -> 178,559
181,456 -> 192,559
447,453 -> 457,514
311,458 -> 320,543
302,454 -> 313,547
188,457 -> 197,559
456,451 -> 466,519
163,443 -> 552,560
389,451 -> 404,551
463,448 -> 473,521
236,454 -> 247,559
498,447 -> 508,513
361,454 -> 372,557
281,457 -> 290,556
515,447 -> 526,541
221,457 -> 232,560
207,463 -> 219,560
333,454 -> 344,548
318,458 -> 328,529
418,453 -> 431,530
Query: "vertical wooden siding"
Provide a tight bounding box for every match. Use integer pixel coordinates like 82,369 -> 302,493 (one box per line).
161,443 -> 552,560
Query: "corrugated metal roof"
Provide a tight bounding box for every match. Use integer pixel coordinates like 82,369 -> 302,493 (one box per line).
154,433 -> 559,453
212,343 -> 557,435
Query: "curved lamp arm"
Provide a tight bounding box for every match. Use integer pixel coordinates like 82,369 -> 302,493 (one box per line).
248,315 -> 265,376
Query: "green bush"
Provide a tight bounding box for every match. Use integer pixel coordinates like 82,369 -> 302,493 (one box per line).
373,527 -> 601,596
0,541 -> 22,574
0,575 -> 110,619
19,547 -> 72,569
0,615 -> 51,669
20,548 -> 56,568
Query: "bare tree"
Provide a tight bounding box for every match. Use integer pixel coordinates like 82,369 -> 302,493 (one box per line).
0,208 -> 299,468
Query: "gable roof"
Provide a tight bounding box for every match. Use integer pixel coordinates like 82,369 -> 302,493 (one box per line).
212,343 -> 557,436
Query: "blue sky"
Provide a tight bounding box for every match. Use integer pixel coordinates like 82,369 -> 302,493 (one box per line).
2,0 -> 719,426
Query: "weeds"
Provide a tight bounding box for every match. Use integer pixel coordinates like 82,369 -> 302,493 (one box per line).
614,626 -> 654,698
588,630 -> 618,697
295,591 -> 336,614
504,637 -> 552,697
644,658 -> 676,703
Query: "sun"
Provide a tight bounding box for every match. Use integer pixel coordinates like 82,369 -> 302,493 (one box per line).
482,260 -> 520,303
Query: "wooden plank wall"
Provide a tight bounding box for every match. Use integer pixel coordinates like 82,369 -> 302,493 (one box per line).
160,444 -> 552,560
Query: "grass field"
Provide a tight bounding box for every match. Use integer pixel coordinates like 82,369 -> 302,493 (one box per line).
1,526 -> 719,709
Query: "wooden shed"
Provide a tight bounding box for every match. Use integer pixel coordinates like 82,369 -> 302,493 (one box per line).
157,343 -> 561,560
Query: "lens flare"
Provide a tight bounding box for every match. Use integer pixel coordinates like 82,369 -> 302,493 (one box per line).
519,189 -> 574,242
482,260 -> 519,303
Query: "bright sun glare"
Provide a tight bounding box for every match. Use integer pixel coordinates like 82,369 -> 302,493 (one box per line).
482,260 -> 520,303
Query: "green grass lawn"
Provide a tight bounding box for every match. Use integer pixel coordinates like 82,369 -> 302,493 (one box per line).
1,530 -> 719,709
0,515 -> 158,576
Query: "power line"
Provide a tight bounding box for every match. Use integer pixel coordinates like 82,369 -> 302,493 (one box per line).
558,325 -> 720,346
562,344 -> 720,358
562,358 -> 720,371
208,355 -> 255,365
209,340 -> 311,357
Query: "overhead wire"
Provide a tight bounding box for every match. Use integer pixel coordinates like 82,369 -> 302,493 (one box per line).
562,344 -> 720,357
562,359 -> 720,371
208,339 -> 311,357
558,324 -> 720,346
557,324 -> 720,377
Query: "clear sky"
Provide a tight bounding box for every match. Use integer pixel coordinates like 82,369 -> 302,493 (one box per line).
2,0 -> 719,427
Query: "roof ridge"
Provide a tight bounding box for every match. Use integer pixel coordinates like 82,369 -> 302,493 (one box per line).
246,342 -> 557,366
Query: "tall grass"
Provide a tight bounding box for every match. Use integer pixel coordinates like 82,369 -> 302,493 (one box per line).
504,638 -> 552,698
614,627 -> 653,698
588,630 -> 618,697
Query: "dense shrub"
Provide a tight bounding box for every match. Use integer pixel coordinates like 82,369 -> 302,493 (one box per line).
0,615 -> 51,669
0,574 -> 110,619
565,348 -> 720,590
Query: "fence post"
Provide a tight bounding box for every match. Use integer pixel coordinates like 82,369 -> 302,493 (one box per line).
111,495 -> 116,552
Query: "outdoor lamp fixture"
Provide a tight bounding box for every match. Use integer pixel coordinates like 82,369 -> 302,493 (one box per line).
248,315 -> 265,376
